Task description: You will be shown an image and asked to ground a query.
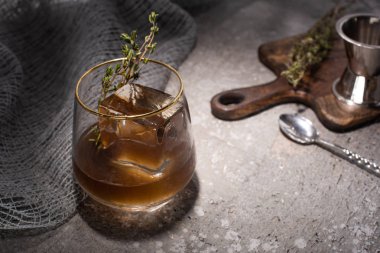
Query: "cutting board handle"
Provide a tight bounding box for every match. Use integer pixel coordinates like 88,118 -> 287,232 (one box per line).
210,77 -> 298,120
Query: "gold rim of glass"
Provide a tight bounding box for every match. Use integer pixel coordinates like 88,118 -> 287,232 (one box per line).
75,58 -> 184,119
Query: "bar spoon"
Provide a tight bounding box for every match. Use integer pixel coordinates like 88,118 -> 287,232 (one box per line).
279,114 -> 380,177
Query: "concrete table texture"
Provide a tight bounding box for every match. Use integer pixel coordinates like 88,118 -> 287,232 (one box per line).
1,0 -> 380,252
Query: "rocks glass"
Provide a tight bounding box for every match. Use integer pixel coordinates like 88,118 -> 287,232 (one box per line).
73,58 -> 196,211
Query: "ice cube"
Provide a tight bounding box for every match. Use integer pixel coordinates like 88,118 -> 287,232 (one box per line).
98,83 -> 182,149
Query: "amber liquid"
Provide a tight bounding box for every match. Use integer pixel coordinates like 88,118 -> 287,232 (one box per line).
73,88 -> 195,209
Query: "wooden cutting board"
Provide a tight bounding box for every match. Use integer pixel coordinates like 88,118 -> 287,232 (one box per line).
210,35 -> 380,131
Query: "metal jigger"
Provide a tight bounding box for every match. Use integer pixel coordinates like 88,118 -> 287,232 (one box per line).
333,13 -> 380,107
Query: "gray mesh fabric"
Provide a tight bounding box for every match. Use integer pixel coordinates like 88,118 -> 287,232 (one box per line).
0,0 -> 196,230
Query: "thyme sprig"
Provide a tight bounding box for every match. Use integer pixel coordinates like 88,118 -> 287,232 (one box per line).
99,11 -> 159,105
281,7 -> 342,88
90,11 -> 159,147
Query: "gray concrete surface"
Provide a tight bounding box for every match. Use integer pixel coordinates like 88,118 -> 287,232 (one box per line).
1,0 -> 380,252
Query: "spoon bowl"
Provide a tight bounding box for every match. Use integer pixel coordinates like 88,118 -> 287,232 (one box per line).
279,114 -> 319,144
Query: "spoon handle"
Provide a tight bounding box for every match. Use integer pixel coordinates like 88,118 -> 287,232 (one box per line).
316,139 -> 380,177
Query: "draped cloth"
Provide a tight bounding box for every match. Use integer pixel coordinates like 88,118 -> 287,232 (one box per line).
0,0 -> 196,229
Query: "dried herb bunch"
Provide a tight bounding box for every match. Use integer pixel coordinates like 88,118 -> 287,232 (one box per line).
89,11 -> 159,146
281,7 -> 342,88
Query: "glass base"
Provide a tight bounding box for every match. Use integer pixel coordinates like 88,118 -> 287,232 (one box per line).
83,189 -> 175,212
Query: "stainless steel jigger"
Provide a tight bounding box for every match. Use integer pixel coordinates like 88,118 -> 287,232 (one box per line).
333,13 -> 380,107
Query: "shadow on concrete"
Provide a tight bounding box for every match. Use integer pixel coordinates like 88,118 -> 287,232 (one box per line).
77,173 -> 200,241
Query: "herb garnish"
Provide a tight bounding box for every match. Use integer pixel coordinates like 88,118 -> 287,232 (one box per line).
99,11 -> 159,105
90,11 -> 159,147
